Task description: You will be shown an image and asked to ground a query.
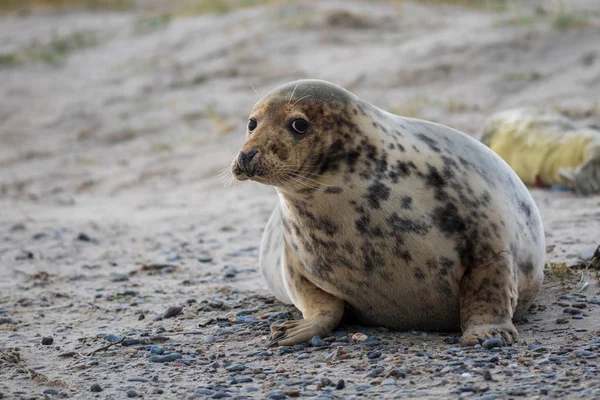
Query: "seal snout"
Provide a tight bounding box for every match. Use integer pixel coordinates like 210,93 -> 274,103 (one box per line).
234,148 -> 260,178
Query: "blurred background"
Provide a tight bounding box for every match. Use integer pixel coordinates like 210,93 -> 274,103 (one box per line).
1,0 -> 599,215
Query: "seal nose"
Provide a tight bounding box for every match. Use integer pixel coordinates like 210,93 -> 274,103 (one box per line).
237,149 -> 258,175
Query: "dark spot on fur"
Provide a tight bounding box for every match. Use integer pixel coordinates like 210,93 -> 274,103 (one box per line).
325,186 -> 343,194
387,212 -> 430,235
365,181 -> 391,209
432,202 -> 466,236
414,267 -> 425,280
415,132 -> 441,153
401,196 -> 413,209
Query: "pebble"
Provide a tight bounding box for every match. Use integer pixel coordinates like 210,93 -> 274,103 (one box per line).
149,353 -> 182,363
198,256 -> 213,263
202,335 -> 216,344
126,390 -> 140,398
356,385 -> 372,391
366,367 -> 385,378
196,388 -> 215,396
381,378 -> 397,386
10,222 -> 26,231
122,339 -> 141,346
90,384 -> 103,392
76,232 -> 94,242
103,334 -> 123,343
556,318 -> 569,324
298,353 -> 309,360
351,333 -> 368,341
483,370 -> 493,381
43,389 -> 59,396
150,346 -> 164,355
41,337 -> 54,345
366,350 -> 382,359
223,267 -> 238,279
265,391 -> 286,399
570,303 -> 587,309
563,307 -> 582,315
162,305 -> 183,319
212,391 -> 232,398
225,364 -> 246,372
336,379 -> 345,390
482,338 -> 505,349
310,336 -> 328,347
572,350 -> 594,358
236,309 -> 259,316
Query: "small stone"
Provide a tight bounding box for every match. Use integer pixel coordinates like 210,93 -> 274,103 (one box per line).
482,338 -> 505,350
336,379 -> 345,390
483,370 -> 493,381
77,232 -> 93,242
444,336 -> 459,344
556,318 -> 569,324
202,335 -> 216,344
212,392 -> 232,399
41,337 -> 54,345
366,366 -> 385,378
570,303 -> 587,309
283,390 -> 300,397
198,256 -> 213,263
223,267 -> 238,279
162,305 -> 183,319
352,333 -> 368,342
311,336 -> 328,347
43,389 -> 59,396
149,353 -> 182,363
563,307 -> 583,315
150,346 -> 164,355
127,390 -> 139,398
90,384 -> 103,392
10,223 -> 26,231
381,378 -> 397,386
366,350 -> 382,359
589,298 -> 600,305
265,391 -> 286,399
572,350 -> 594,357
225,364 -> 246,372
122,339 -> 141,346
103,334 -> 123,343
356,385 -> 372,391
298,353 -> 309,360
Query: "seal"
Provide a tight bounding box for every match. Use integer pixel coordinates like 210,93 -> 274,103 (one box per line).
231,79 -> 545,347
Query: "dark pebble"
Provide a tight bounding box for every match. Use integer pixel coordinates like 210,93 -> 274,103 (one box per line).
32,232 -> 48,240
556,318 -> 569,324
163,306 -> 183,319
589,298 -> 600,305
366,350 -> 382,359
15,250 -> 34,260
41,337 -> 54,345
558,295 -> 577,301
572,350 -> 594,357
225,364 -> 246,372
150,346 -> 164,354
199,256 -> 213,263
563,307 -> 582,315
90,384 -> 103,392
43,389 -> 59,396
196,389 -> 215,396
126,390 -> 140,398
10,223 -> 26,231
76,232 -> 93,242
223,267 -> 238,279
444,336 -> 459,344
265,392 -> 286,399
236,309 -> 259,316
122,339 -> 141,346
311,336 -> 328,347
268,311 -> 290,321
103,334 -> 123,343
149,353 -> 182,363
366,366 -> 385,378
483,370 -> 493,381
571,303 -> 587,309
127,378 -> 148,382
336,380 -> 345,390
482,338 -> 505,350
572,315 -> 584,320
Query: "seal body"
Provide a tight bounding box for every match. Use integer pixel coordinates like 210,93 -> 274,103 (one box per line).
234,80 -> 545,346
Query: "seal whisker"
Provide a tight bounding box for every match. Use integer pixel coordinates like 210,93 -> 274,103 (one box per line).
291,95 -> 311,107
248,81 -> 262,101
288,80 -> 300,105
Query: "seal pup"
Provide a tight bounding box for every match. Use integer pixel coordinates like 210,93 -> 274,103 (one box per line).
230,79 -> 545,347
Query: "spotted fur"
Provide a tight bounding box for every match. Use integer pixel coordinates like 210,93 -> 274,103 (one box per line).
233,79 -> 545,347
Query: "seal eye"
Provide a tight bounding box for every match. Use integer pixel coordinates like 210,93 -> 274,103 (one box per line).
248,118 -> 257,132
290,118 -> 309,135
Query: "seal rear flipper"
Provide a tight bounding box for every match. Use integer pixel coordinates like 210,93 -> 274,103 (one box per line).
459,252 -> 519,347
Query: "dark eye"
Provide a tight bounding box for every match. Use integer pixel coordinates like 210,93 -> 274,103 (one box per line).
290,118 -> 309,135
248,118 -> 257,132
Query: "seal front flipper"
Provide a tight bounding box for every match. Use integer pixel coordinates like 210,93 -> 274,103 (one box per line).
459,251 -> 519,346
268,251 -> 344,347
